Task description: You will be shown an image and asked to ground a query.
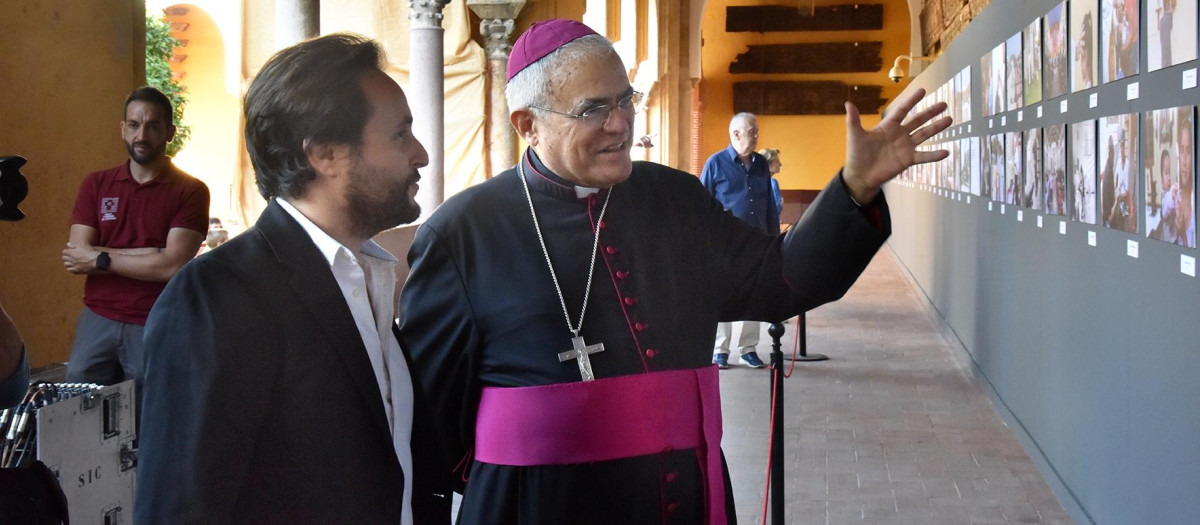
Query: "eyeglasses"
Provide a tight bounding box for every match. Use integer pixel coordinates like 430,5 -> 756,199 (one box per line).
533,91 -> 644,127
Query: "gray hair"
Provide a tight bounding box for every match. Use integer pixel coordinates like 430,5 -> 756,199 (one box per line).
729,112 -> 756,134
506,34 -> 619,114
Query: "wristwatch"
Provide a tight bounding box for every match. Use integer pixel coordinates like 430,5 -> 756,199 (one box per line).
96,251 -> 111,271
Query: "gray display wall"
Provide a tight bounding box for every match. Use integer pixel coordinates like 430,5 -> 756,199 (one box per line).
886,1 -> 1200,524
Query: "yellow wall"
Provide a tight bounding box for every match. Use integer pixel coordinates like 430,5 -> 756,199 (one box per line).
700,0 -> 911,189
0,0 -> 145,367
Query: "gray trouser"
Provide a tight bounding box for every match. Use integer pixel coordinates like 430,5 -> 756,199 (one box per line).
712,321 -> 761,356
65,306 -> 145,387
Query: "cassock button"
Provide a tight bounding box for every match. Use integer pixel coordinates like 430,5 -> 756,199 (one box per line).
615,271 -> 629,280
667,502 -> 680,513
623,297 -> 637,306
598,220 -> 607,229
605,246 -> 618,255
635,322 -> 648,332
645,349 -> 656,358
666,471 -> 678,482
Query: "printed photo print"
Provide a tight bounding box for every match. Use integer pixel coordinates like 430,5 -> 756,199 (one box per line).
1147,0 -> 1198,72
957,66 -> 972,123
1006,131 -> 1024,205
983,43 -> 1006,117
1044,124 -> 1068,215
1025,18 -> 1044,106
940,139 -> 950,188
1007,32 -> 1024,111
971,136 -> 983,196
1044,2 -> 1070,99
1099,113 -> 1139,233
1101,0 -> 1140,82
1071,0 -> 1099,92
1024,128 -> 1044,210
1072,120 -> 1098,224
986,133 -> 1006,202
959,137 -> 972,193
1143,106 -> 1195,247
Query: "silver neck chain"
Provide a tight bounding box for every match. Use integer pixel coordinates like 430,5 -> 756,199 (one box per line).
518,160 -> 613,338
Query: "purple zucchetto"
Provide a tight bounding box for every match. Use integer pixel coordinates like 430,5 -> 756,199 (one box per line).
506,19 -> 599,81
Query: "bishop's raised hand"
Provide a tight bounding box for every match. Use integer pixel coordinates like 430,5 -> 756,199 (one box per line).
842,88 -> 952,203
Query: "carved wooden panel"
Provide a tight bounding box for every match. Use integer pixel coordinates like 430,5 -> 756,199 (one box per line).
920,0 -> 942,52
726,4 -> 883,32
733,82 -> 886,115
729,42 -> 882,74
941,0 -> 966,27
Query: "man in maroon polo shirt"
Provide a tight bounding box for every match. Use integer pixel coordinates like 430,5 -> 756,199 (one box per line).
61,86 -> 209,389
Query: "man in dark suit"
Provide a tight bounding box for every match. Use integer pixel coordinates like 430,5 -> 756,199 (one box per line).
135,34 -> 444,524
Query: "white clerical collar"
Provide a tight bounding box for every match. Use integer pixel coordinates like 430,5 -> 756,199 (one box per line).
275,198 -> 397,265
574,186 -> 601,198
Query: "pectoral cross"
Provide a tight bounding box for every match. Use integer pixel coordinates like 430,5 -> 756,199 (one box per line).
558,336 -> 605,381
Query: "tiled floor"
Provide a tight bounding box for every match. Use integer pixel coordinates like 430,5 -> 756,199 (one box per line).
718,247 -> 1074,525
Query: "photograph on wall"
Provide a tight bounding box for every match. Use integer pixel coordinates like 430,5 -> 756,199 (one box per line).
1101,0 -> 1140,82
1007,33 -> 1024,111
1024,128 -> 1044,210
957,66 -> 972,123
1025,18 -> 1043,106
1006,131 -> 1024,205
1147,0 -> 1197,72
1099,113 -> 1139,233
1044,124 -> 1068,215
1072,120 -> 1098,224
1044,2 -> 1070,99
959,137 -> 972,192
983,43 -> 1006,117
980,134 -> 993,196
960,65 -> 969,122
988,133 -> 1006,202
971,136 -> 982,195
1071,0 -> 1099,92
1143,106 -> 1195,246
944,139 -> 955,189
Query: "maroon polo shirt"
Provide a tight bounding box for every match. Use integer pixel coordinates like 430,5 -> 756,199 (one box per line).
70,160 -> 210,324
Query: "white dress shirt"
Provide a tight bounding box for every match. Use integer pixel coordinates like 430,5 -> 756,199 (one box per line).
278,199 -> 414,525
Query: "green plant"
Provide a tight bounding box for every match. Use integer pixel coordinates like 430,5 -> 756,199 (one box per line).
145,14 -> 191,157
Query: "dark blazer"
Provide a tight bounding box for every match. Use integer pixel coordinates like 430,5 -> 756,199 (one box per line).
135,200 -> 447,524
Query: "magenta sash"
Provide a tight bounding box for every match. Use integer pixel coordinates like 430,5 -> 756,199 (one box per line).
475,366 -> 726,524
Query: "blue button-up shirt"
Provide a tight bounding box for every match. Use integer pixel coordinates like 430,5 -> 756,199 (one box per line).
700,145 -> 780,235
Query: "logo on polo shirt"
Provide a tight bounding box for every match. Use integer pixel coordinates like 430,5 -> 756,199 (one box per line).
101,198 -> 119,221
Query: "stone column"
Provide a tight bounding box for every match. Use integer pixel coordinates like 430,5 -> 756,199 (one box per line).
275,0 -> 319,49
409,0 -> 450,217
467,0 -> 527,177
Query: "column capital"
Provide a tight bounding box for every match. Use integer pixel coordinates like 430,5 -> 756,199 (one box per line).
477,18 -> 516,59
466,0 -> 526,59
409,0 -> 451,27
465,0 -> 526,22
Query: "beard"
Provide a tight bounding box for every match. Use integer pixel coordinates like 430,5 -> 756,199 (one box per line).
126,139 -> 167,165
344,162 -> 421,239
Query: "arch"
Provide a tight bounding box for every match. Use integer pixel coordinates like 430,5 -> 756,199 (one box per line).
156,4 -> 243,232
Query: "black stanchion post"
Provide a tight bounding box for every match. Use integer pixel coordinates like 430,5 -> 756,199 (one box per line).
767,322 -> 785,524
789,312 -> 829,362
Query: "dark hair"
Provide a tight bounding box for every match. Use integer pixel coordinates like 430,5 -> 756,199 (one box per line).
243,33 -> 384,199
124,86 -> 173,120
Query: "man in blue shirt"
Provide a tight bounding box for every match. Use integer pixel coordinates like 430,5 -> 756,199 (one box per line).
701,112 -> 779,369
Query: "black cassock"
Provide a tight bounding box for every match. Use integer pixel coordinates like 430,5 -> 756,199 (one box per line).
399,151 -> 890,524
